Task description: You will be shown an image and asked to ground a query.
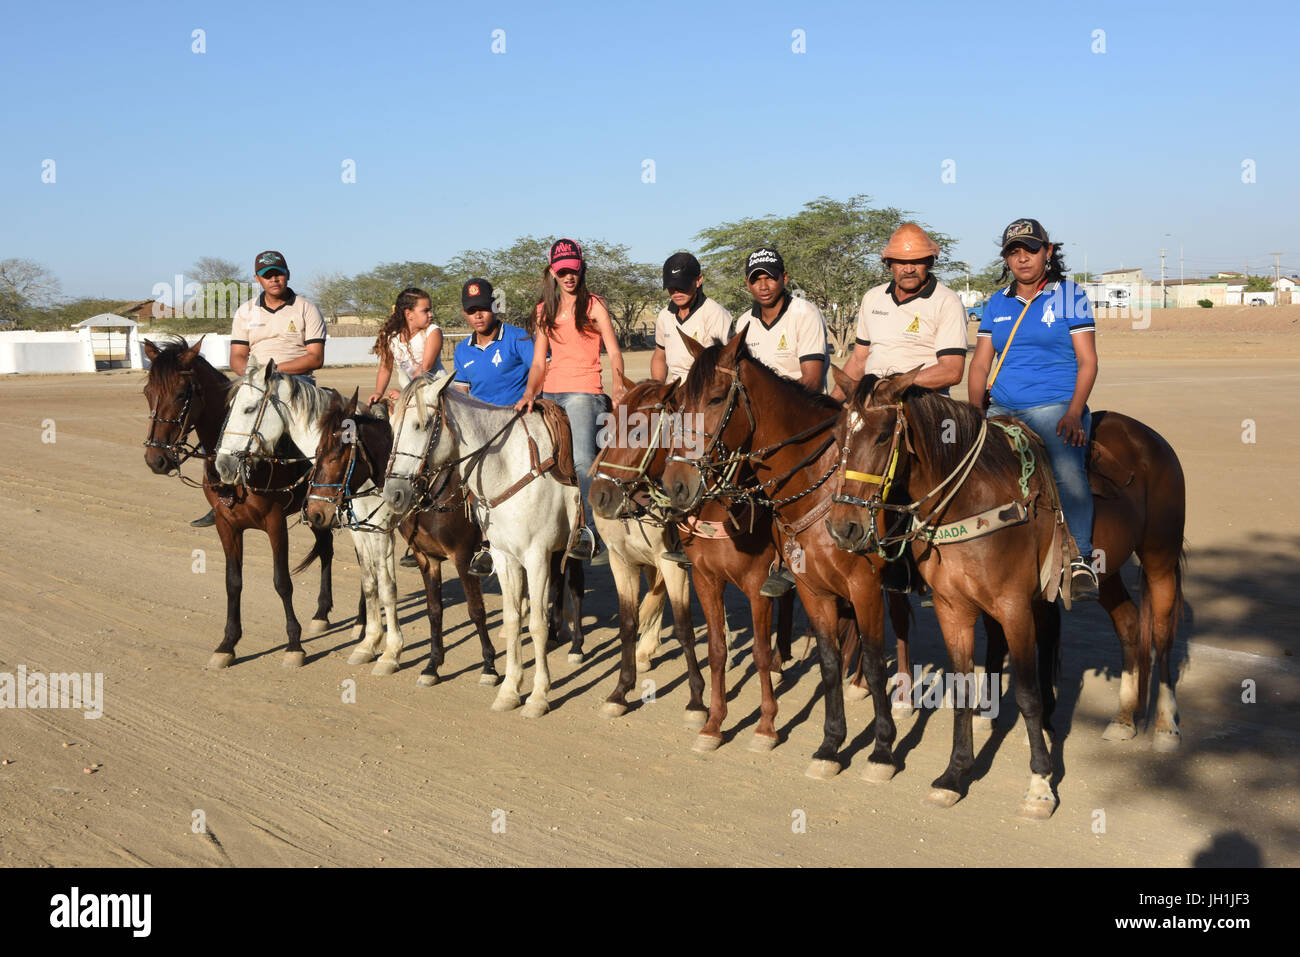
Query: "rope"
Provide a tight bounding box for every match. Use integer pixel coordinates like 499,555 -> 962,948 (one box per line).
991,421 -> 1035,497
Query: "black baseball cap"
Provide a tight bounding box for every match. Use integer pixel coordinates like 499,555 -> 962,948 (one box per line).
254,250 -> 288,277
745,247 -> 785,282
462,278 -> 494,312
663,252 -> 701,291
999,219 -> 1050,254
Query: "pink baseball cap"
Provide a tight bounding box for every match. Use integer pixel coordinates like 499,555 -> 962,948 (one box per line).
549,238 -> 583,273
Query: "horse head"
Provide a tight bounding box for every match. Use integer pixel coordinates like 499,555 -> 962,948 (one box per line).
382,370 -> 455,516
141,336 -> 205,474
589,374 -> 681,520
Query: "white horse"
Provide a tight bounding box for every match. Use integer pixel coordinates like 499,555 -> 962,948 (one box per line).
214,357 -> 405,672
382,372 -> 582,718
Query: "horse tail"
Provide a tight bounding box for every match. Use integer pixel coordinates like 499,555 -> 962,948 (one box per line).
1140,538 -> 1188,718
292,530 -> 329,576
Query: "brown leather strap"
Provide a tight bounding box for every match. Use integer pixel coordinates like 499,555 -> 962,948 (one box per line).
482,435 -> 557,508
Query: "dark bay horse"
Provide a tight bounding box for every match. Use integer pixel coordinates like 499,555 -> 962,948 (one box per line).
305,390 -> 498,687
662,329 -> 899,781
141,338 -> 334,668
827,367 -> 1186,816
589,375 -> 792,747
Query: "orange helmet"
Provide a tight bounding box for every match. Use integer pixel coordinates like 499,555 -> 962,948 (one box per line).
881,223 -> 940,262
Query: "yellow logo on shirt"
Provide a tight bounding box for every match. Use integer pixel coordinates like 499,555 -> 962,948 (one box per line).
777,334 -> 787,350
904,315 -> 920,334
287,320 -> 297,333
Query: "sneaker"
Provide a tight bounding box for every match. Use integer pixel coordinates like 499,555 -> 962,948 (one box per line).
190,508 -> 216,528
759,566 -> 797,598
1069,558 -> 1099,603
467,546 -> 494,577
566,526 -> 596,563
400,552 -> 419,569
661,550 -> 691,567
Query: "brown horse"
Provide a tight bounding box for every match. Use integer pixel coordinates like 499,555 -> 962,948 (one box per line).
141,337 -> 334,668
304,390 -> 498,687
662,329 -> 899,780
589,375 -> 792,746
827,367 -> 1186,816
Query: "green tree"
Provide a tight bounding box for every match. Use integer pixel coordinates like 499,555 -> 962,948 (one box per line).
694,195 -> 960,356
1245,275 -> 1273,292
308,272 -> 356,322
0,258 -> 62,326
351,262 -> 450,323
580,239 -> 660,348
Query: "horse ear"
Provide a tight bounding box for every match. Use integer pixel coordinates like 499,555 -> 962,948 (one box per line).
830,363 -> 857,401
431,370 -> 456,399
876,365 -> 924,405
142,339 -> 159,362
180,336 -> 205,368
678,329 -> 706,359
264,357 -> 278,381
719,325 -> 747,366
619,371 -> 637,395
664,377 -> 680,402
345,387 -> 359,416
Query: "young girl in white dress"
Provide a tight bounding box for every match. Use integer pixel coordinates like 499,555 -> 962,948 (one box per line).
368,287 -> 445,408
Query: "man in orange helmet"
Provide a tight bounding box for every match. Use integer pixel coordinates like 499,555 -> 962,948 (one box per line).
831,223 -> 968,400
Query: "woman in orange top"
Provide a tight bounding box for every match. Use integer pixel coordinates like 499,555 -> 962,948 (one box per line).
516,238 -> 625,562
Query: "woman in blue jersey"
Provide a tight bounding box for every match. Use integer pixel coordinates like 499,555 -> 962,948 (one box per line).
967,218 -> 1100,602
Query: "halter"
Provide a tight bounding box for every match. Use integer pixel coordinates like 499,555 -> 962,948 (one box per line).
216,376 -> 315,494
591,398 -> 677,522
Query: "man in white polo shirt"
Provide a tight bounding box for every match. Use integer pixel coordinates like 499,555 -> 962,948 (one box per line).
191,250 -> 326,526
737,246 -> 828,392
228,250 -> 326,377
831,223 -> 967,400
651,252 -> 732,384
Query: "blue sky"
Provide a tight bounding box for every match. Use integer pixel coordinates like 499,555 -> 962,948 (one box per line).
2,0 -> 1297,298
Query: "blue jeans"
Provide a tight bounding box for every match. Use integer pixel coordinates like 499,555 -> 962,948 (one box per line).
542,391 -> 606,530
987,401 -> 1094,559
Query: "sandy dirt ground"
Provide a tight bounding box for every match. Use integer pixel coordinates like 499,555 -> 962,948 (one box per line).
0,316 -> 1297,867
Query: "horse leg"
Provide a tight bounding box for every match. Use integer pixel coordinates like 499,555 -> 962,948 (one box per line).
746,590 -> 779,752
491,557 -> 525,713
349,584 -> 365,643
208,520 -> 244,669
887,591 -> 914,716
840,600 -> 866,700
307,525 -> 333,634
370,534 -> 406,676
453,546 -> 498,687
414,550 -> 446,686
634,565 -> 667,672
1098,572 -> 1141,741
1144,563 -> 1182,751
977,612 -> 1008,728
268,515 -> 305,667
600,547 -> 644,719
852,584 -> 897,782
662,560 -> 706,728
521,551 -> 554,718
346,542 -> 384,665
925,603 -> 979,808
804,591 -> 853,779
1002,604 -> 1056,819
565,557 -> 585,664
773,591 -> 794,679
691,566 -> 729,752
1035,600 -> 1061,738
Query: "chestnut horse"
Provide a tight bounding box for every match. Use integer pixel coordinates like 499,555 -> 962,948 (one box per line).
589,375 -> 792,746
305,390 -> 498,687
141,338 -> 334,669
662,330 -> 898,780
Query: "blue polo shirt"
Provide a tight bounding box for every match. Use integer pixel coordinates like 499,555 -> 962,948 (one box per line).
453,321 -> 534,406
977,280 -> 1094,408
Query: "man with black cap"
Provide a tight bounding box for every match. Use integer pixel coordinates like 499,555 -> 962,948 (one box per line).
651,252 -> 732,385
737,247 -> 829,595
452,277 -> 534,405
191,250 -> 326,527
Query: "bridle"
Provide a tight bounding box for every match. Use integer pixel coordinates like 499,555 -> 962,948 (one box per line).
590,395 -> 678,522
216,376 -> 316,495
144,371 -> 204,483
305,419 -> 394,531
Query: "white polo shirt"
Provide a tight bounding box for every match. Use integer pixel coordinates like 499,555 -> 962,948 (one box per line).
230,289 -> 326,368
855,277 -> 968,377
654,293 -> 732,384
737,292 -> 828,387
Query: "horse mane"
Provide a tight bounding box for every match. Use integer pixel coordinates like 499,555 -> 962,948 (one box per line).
228,358 -> 335,425
622,377 -> 674,409
142,336 -> 228,401
683,339 -> 838,414
318,394 -> 393,467
396,370 -> 451,426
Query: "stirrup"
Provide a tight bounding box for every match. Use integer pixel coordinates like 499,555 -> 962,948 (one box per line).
467,546 -> 494,577
1068,558 -> 1099,603
760,566 -> 796,598
566,526 -> 596,562
661,550 -> 691,567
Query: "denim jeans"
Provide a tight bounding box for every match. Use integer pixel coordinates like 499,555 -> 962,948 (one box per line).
987,401 -> 1094,559
542,391 -> 606,530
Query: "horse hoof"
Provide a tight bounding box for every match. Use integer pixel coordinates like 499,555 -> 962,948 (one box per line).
371,660 -> 398,677
860,761 -> 897,783
416,673 -> 439,688
635,656 -> 653,673
306,618 -> 330,635
206,652 -> 235,670
521,700 -> 550,719
892,703 -> 915,720
682,709 -> 708,729
1018,775 -> 1057,820
693,733 -> 723,753
566,652 -> 584,665
1102,720 -> 1137,742
923,788 -> 962,808
1152,728 -> 1182,752
478,673 -> 501,686
844,683 -> 869,702
804,759 -> 842,780
347,649 -> 375,665
599,701 -> 628,719
282,651 -> 306,669
491,694 -> 521,712
748,734 -> 778,753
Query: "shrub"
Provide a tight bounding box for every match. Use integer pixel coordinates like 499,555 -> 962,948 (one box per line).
1197,299 -> 1213,309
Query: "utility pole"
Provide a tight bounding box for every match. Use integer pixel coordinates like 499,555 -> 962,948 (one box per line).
1161,248 -> 1167,309
1272,252 -> 1282,307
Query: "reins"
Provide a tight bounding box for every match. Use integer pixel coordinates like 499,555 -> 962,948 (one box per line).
216,375 -> 316,495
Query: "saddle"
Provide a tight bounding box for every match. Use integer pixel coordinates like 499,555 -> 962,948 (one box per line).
531,398 -> 579,488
